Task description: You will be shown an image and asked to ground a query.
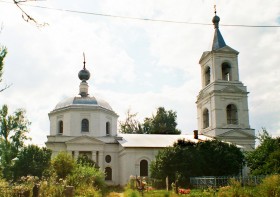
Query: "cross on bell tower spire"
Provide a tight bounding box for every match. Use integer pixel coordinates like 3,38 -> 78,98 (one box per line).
211,6 -> 226,50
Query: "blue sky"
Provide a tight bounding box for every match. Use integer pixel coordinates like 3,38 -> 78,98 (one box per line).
0,0 -> 280,146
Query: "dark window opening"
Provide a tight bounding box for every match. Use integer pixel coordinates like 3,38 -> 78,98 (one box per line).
81,119 -> 89,132
106,122 -> 110,135
205,66 -> 211,86
105,167 -> 112,180
203,109 -> 209,129
227,104 -> 238,124
140,160 -> 148,177
105,155 -> 111,163
58,121 -> 63,134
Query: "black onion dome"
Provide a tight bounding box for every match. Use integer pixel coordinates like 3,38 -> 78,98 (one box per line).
212,15 -> 220,29
212,15 -> 220,24
78,69 -> 90,81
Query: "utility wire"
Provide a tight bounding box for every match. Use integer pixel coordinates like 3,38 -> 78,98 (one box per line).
1,0 -> 280,28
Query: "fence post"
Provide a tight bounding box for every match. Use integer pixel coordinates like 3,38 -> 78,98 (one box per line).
64,186 -> 74,197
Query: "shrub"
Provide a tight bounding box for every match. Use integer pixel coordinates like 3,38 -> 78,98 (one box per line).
66,164 -> 105,191
124,189 -> 141,197
39,175 -> 65,197
52,152 -> 75,179
257,175 -> 280,197
0,178 -> 11,196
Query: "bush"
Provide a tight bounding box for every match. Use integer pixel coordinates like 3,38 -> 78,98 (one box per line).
52,152 -> 75,179
257,175 -> 280,197
124,189 -> 141,197
67,164 -> 105,189
0,178 -> 11,196
39,175 -> 65,197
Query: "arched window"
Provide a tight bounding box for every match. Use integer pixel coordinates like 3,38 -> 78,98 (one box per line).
204,66 -> 211,86
140,160 -> 148,177
81,119 -> 89,132
58,121 -> 63,134
222,62 -> 231,81
106,122 -> 110,135
203,109 -> 209,129
227,104 -> 238,124
105,167 -> 112,180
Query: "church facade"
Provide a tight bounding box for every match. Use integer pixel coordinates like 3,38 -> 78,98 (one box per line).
46,13 -> 255,186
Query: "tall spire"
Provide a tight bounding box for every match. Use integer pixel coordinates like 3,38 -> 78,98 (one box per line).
211,6 -> 226,51
78,53 -> 91,97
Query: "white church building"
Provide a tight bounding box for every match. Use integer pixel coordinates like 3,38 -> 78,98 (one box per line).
46,13 -> 255,186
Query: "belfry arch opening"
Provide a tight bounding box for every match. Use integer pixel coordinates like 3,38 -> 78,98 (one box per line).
222,62 -> 232,81
203,108 -> 209,129
226,104 -> 238,124
204,66 -> 211,86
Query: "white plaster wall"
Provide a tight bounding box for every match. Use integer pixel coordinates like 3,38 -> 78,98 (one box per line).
49,107 -> 118,137
118,148 -> 160,186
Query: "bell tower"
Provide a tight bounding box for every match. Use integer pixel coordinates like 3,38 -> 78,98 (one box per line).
196,11 -> 255,150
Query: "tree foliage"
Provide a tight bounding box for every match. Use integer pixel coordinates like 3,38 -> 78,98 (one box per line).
77,154 -> 98,168
143,107 -> 181,134
66,164 -> 105,189
118,109 -> 143,134
150,139 -> 244,186
0,104 -> 30,179
13,145 -> 52,180
0,46 -> 9,92
246,129 -> 280,175
52,152 -> 75,179
119,107 -> 181,134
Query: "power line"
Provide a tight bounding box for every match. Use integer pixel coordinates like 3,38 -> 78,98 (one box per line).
1,0 -> 280,28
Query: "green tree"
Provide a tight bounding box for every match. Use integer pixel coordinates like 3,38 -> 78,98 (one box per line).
52,152 -> 75,179
197,140 -> 244,176
0,104 -> 30,179
151,139 -> 244,186
0,46 -> 9,92
143,107 -> 181,134
246,129 -> 280,175
150,139 -> 201,186
13,145 -> 52,180
118,109 -> 143,134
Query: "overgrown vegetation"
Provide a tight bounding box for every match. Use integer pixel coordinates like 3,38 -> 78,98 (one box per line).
0,150 -> 106,196
122,174 -> 280,197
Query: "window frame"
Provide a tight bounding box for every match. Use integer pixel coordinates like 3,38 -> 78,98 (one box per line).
58,120 -> 63,134
226,104 -> 238,125
203,108 -> 209,129
140,159 -> 148,177
81,118 -> 89,132
106,121 -> 110,136
105,167 -> 112,181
